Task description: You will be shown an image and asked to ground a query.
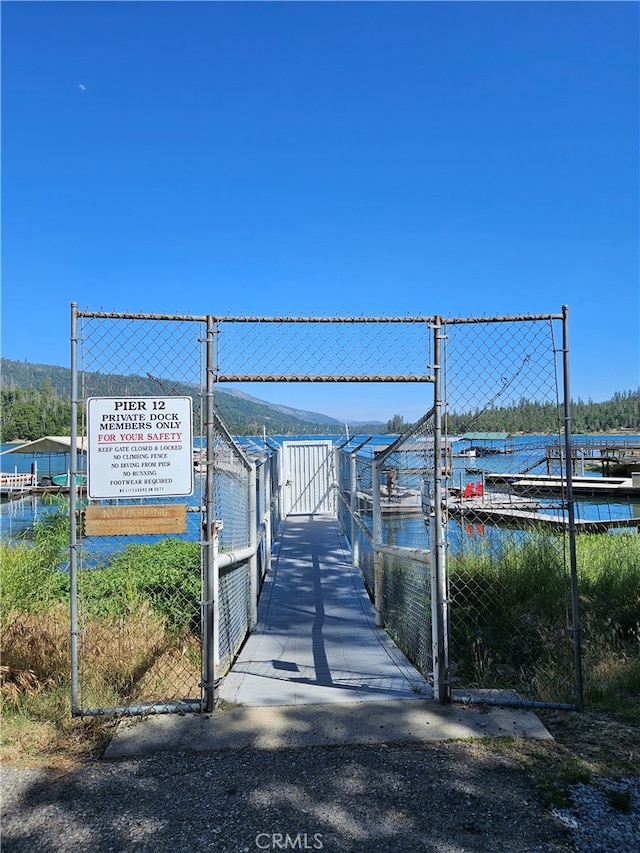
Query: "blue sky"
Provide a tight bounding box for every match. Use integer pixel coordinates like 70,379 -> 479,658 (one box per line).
2,1 -> 638,422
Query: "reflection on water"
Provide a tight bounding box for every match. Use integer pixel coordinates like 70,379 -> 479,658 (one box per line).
1,493 -> 51,540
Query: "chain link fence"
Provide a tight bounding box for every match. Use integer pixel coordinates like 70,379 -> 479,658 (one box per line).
337,419 -> 435,684
69,307 -> 582,715
73,313 -> 205,714
71,310 -> 280,715
213,316 -> 433,381
337,313 -> 583,708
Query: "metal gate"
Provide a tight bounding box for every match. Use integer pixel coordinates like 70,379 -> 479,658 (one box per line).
282,440 -> 335,516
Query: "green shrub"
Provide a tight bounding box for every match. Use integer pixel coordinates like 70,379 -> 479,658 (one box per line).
81,539 -> 201,635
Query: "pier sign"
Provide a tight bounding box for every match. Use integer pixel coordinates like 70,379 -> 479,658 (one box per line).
87,396 -> 193,499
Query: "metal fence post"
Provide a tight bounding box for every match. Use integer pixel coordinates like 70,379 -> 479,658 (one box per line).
249,461 -> 258,630
372,454 -> 384,626
270,446 -> 281,543
350,449 -> 359,567
335,446 -> 345,536
203,315 -> 217,711
432,317 -> 450,703
262,458 -> 272,579
69,303 -> 80,715
562,305 -> 584,712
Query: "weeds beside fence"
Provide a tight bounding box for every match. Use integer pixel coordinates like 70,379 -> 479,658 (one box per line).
2,509 -> 202,713
449,530 -> 640,705
2,514 -> 638,726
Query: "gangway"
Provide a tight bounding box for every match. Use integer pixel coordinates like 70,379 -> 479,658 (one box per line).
219,513 -> 431,706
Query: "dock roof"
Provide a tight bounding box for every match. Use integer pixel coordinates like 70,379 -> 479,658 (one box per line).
1,436 -> 87,455
461,432 -> 511,442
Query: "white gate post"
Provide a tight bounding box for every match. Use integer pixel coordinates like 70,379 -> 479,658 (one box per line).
263,458 -> 272,577
350,449 -> 359,567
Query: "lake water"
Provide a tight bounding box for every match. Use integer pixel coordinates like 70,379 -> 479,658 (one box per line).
2,433 -> 639,547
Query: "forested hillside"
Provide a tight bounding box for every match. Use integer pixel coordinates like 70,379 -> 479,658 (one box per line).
1,359 -> 637,441
0,359 -> 384,440
446,390 -> 640,435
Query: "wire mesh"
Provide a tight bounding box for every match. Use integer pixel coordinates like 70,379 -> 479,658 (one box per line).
442,316 -> 579,706
70,308 -> 583,714
210,419 -> 250,553
214,317 -> 433,380
75,313 -> 206,713
335,315 -> 582,707
337,448 -> 375,593
382,552 -> 432,678
219,561 -> 250,672
372,413 -> 436,681
71,308 -> 282,714
1,505 -> 72,711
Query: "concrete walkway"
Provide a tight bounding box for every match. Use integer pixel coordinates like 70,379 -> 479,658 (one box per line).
105,514 -> 551,758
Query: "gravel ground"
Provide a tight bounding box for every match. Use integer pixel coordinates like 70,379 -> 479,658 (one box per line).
1,741 -> 579,853
552,777 -> 640,853
4,742 -> 638,852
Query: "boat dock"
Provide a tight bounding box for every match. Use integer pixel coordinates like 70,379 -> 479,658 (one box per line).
1,472 -> 37,500
510,474 -> 639,498
542,439 -> 640,475
482,471 -> 640,497
1,473 -> 85,500
356,488 -> 423,514
446,493 -> 640,533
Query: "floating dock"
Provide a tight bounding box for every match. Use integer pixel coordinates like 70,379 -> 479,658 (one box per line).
509,474 -> 639,498
446,491 -> 640,533
1,473 -> 86,500
356,488 -> 423,514
0,473 -> 37,500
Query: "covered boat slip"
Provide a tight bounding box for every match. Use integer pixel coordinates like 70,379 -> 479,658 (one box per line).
1,436 -> 88,497
219,513 -> 431,706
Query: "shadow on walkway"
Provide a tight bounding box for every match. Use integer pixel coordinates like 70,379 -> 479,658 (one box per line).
219,513 -> 431,706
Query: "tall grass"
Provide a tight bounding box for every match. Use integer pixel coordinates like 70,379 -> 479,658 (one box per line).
1,511 -> 202,730
1,509 -> 70,620
2,509 -> 638,765
574,534 -> 640,705
447,531 -> 640,706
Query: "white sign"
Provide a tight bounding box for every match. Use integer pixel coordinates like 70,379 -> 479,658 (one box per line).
87,396 -> 194,499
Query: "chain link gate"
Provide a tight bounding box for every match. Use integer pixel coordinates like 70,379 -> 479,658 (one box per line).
70,309 -> 274,715
70,309 -> 206,714
68,306 -> 582,715
441,311 -> 583,709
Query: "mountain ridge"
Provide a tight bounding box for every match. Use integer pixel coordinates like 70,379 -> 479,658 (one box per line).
0,358 -> 386,437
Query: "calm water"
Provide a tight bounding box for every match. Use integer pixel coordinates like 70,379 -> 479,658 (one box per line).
2,434 -> 639,547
